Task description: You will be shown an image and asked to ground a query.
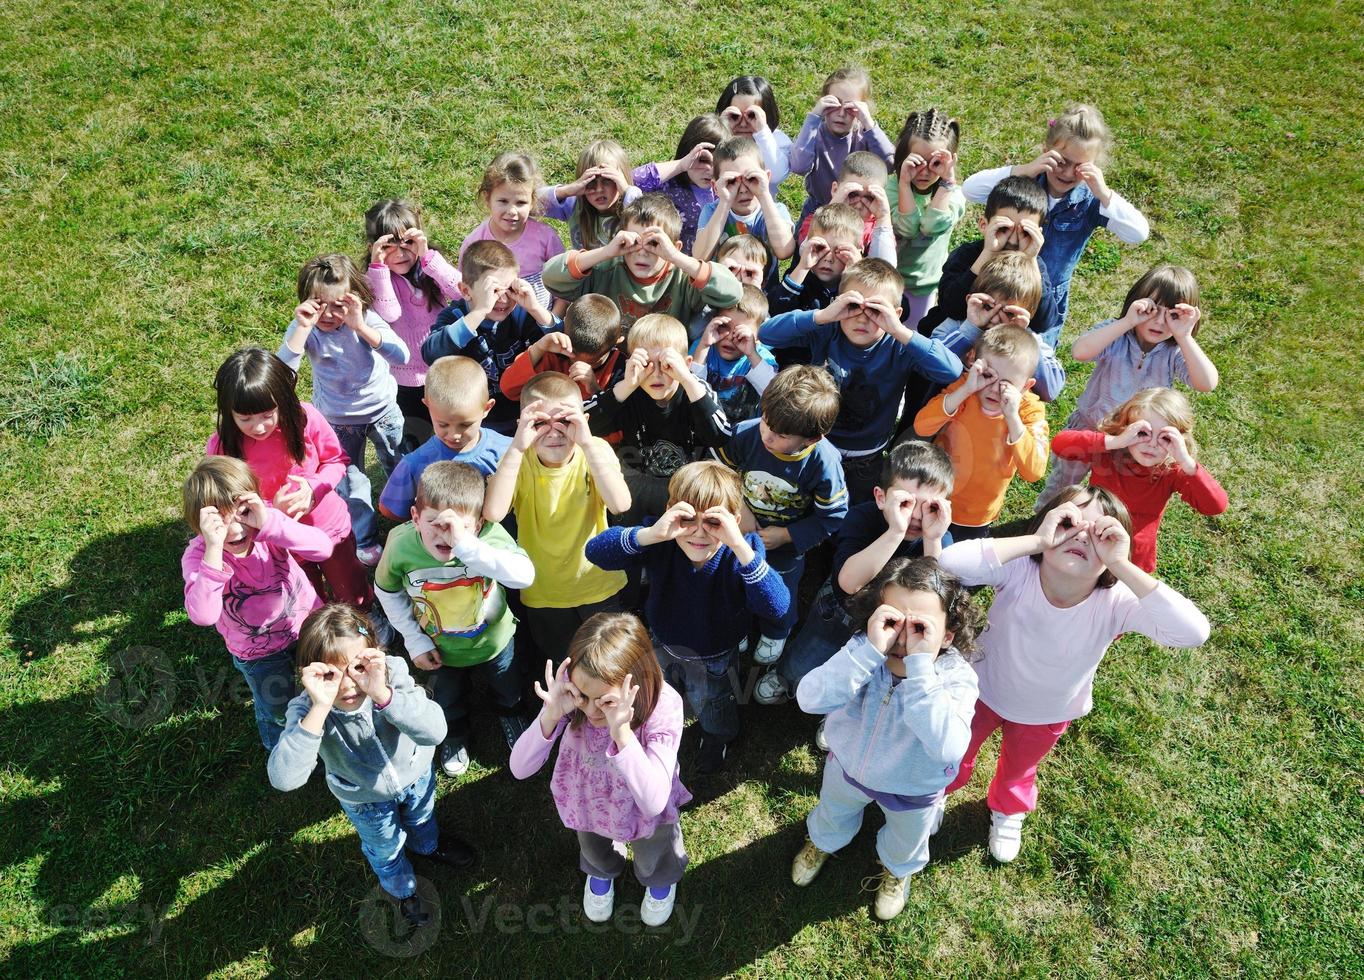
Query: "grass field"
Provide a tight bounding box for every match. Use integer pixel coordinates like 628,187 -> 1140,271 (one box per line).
2,0 -> 1362,975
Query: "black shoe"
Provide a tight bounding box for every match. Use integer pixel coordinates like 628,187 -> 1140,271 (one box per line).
416,833 -> 477,871
696,734 -> 729,774
499,712 -> 530,750
439,740 -> 470,777
393,893 -> 433,934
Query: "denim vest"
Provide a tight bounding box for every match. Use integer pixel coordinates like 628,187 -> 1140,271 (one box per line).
1036,176 -> 1108,332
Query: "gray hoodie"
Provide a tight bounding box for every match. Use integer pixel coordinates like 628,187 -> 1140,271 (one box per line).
268,656 -> 446,805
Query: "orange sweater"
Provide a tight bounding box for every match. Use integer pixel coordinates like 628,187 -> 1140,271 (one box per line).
913,376 -> 1048,526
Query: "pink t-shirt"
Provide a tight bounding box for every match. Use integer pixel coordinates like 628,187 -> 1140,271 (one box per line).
367,250 -> 462,389
509,683 -> 692,842
939,539 -> 1210,724
459,219 -> 565,307
206,403 -> 351,544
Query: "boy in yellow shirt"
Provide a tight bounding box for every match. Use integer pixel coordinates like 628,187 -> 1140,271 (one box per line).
483,372 -> 633,663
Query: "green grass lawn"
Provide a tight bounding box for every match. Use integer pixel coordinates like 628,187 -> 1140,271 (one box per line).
2,0 -> 1362,975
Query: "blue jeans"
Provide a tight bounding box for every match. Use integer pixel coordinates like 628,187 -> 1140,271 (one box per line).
232,649 -> 296,751
655,640 -> 740,743
759,546 -> 804,641
429,637 -> 523,743
333,403 -> 406,549
338,765 -> 438,899
776,579 -> 857,689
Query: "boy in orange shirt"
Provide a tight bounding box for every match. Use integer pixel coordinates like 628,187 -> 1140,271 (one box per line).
498,294 -> 625,402
912,326 -> 1048,540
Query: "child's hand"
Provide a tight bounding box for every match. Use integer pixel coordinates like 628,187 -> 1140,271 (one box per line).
598,673 -> 637,742
966,292 -> 1000,327
701,506 -> 747,552
730,324 -> 757,358
560,408 -> 593,446
963,357 -> 998,396
469,274 -> 503,315
698,315 -> 730,350
273,474 -> 313,519
883,487 -> 916,537
920,495 -> 952,542
370,234 -> 396,267
347,648 -> 389,702
851,100 -> 874,129
412,649 -> 443,672
655,347 -> 691,384
199,507 -> 229,550
834,243 -> 862,267
606,229 -> 641,258
1124,297 -> 1160,329
1019,148 -> 1066,180
1157,426 -> 1195,470
722,103 -> 767,132
680,142 -> 716,173
567,360 -> 597,391
1166,303 -> 1201,340
340,292 -> 366,331
294,299 -> 322,331
1074,162 -> 1109,201
758,525 -> 792,550
999,304 -> 1033,329
818,289 -> 866,323
745,169 -> 770,200
864,296 -> 902,334
508,278 -> 541,312
1036,501 -> 1089,550
300,662 -> 341,709
798,235 -> 830,271
997,380 -> 1023,419
899,153 -> 928,184
814,94 -> 844,117
831,181 -> 863,208
513,398 -> 551,452
593,166 -> 630,200
535,657 -> 583,723
1116,418 -> 1154,448
399,227 -> 429,259
927,149 -> 956,183
1090,515 -> 1131,567
1016,220 -> 1044,258
866,182 -> 892,222
235,492 -> 269,530
982,215 -> 1014,255
866,604 -> 906,656
622,347 -> 651,389
640,227 -> 683,264
646,501 -> 698,543
533,331 -> 573,359
714,172 -> 741,208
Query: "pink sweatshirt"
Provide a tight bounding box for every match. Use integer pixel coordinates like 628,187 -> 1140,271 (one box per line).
206,403 -> 351,545
939,539 -> 1210,724
182,508 -> 334,660
367,250 -> 462,388
509,683 -> 692,842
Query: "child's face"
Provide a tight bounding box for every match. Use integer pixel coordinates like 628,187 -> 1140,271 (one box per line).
568,666 -> 626,727
216,498 -> 258,557
977,206 -> 1043,252
759,416 -> 817,456
1125,410 -> 1176,468
672,505 -> 725,565
714,154 -> 765,212
411,505 -> 481,562
384,234 -> 419,276
878,584 -> 951,676
464,267 -> 519,322
1133,299 -> 1181,348
908,137 -> 953,192
635,344 -> 684,401
838,281 -> 902,349
822,81 -> 863,135
720,251 -> 764,286
622,219 -> 671,278
713,312 -> 758,361
832,178 -> 877,220
1040,495 -> 1108,580
488,181 -> 533,239
232,407 -> 279,443
329,635 -> 369,712
311,284 -> 349,331
426,397 -> 492,453
685,145 -> 715,186
874,477 -> 949,540
811,230 -> 859,282
584,170 -> 623,211
973,351 -> 1034,417
1043,138 -> 1099,197
530,396 -> 582,465
726,94 -> 764,136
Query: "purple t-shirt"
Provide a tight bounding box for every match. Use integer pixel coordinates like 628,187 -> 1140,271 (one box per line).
459,219 -> 565,307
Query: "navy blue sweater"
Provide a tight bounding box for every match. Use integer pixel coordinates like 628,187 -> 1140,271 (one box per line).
585,526 -> 790,660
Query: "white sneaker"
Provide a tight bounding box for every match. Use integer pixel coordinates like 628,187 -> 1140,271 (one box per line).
640,884 -> 676,926
752,635 -> 786,665
356,544 -> 383,567
871,864 -> 910,920
929,798 -> 945,836
988,810 -> 1026,863
736,636 -> 750,655
582,877 -> 615,922
753,670 -> 790,705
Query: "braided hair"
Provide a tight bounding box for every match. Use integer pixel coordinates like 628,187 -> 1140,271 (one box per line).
892,108 -> 962,178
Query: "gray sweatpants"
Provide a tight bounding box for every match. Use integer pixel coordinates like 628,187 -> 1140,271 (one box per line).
577,821 -> 688,888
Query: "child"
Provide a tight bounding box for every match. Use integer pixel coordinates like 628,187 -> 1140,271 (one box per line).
1052,388 -> 1227,572
938,486 -> 1210,862
929,252 -> 1065,403
766,203 -> 866,317
915,176 -> 1058,342
585,462 -> 790,773
540,139 -> 641,250
716,75 -> 791,191
499,294 -> 625,402
788,66 -> 895,227
913,326 -> 1049,540
269,605 -> 475,934
208,348 -> 369,611
484,372 -> 632,664
718,365 -> 848,665
375,461 -> 535,778
632,114 -> 730,252
962,105 -> 1151,342
541,193 -> 744,333
886,108 -> 966,328
690,285 -> 779,424
510,613 -> 692,926
692,136 -> 795,276
754,440 -> 954,710
181,456 -> 334,750
584,313 -> 731,523
760,258 -> 963,503
792,557 -> 981,920
715,234 -> 770,288
1041,265 -> 1219,504
421,240 -> 560,433
278,254 -> 409,566
364,199 -> 462,438
460,152 -> 566,308
378,356 -> 510,520
802,151 -> 895,264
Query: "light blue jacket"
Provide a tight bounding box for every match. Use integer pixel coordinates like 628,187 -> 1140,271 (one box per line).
797,635 -> 978,796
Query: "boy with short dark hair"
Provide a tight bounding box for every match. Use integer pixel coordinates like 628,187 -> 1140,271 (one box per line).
799,150 -> 895,261
692,136 -> 796,272
767,203 -> 866,316
498,293 -> 626,401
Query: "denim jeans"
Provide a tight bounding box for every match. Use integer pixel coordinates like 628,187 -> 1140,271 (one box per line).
333,403 -> 406,549
428,637 -> 524,744
776,579 -> 857,689
654,641 -> 740,743
759,546 -> 804,641
232,648 -> 296,751
338,765 -> 438,899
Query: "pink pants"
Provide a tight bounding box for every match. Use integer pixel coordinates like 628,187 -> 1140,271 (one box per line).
300,531 -> 374,614
945,699 -> 1070,815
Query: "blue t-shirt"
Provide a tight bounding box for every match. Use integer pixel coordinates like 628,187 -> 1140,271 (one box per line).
378,429 -> 511,517
690,339 -> 777,425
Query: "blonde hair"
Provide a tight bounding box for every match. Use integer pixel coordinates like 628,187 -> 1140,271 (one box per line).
717,234 -> 769,269
821,66 -> 872,104
183,456 -> 259,535
1099,388 -> 1199,464
972,252 -> 1043,317
297,254 -> 373,309
626,313 -> 688,354
975,324 -> 1040,377
667,460 -> 743,515
478,152 -> 544,211
722,283 -> 770,325
1047,104 -> 1112,164
415,461 -> 486,515
521,371 -> 583,407
839,257 -> 904,300
565,613 -> 662,731
297,604 -> 383,673
424,356 -> 490,414
574,139 -> 633,248
808,203 -> 863,246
